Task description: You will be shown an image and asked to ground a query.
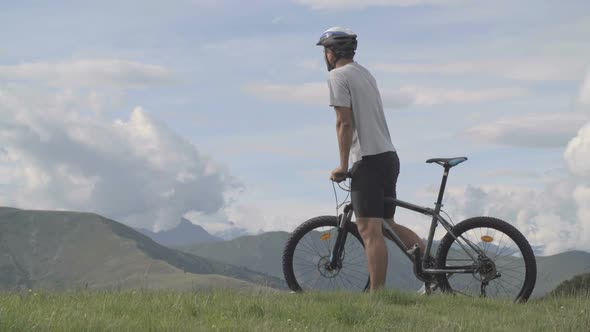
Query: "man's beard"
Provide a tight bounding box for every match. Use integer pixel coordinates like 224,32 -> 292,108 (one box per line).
324,53 -> 336,72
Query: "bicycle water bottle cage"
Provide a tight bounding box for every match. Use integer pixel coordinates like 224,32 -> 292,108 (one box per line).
426,157 -> 468,168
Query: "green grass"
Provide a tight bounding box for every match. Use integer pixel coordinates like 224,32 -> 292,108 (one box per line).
0,289 -> 588,331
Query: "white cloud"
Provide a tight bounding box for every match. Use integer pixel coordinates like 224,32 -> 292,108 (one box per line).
294,0 -> 461,10
564,122 -> 590,177
442,181 -> 584,255
0,59 -> 175,88
0,85 -> 238,230
244,82 -> 528,108
573,186 -> 590,245
463,112 -> 590,148
443,73 -> 590,255
185,192 -> 334,237
373,58 -> 589,81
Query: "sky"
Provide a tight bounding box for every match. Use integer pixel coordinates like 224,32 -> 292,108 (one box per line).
0,0 -> 589,255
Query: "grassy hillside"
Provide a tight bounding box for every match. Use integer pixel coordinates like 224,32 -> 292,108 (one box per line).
0,289 -> 587,331
0,207 -> 283,291
549,272 -> 590,297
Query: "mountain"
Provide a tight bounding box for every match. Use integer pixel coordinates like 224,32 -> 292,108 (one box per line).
0,207 -> 284,291
179,230 -> 590,296
533,251 -> 590,297
212,225 -> 251,241
136,217 -> 222,247
178,231 -> 291,279
178,230 -> 423,291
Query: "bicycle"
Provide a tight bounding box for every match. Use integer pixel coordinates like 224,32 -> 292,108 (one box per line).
282,157 -> 537,303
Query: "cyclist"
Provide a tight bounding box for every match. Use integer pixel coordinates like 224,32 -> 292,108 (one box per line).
317,27 -> 427,292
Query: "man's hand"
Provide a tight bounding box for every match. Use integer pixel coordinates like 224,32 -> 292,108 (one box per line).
330,165 -> 348,183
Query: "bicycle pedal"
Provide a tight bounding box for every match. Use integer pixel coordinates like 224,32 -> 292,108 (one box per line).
406,244 -> 420,257
407,245 -> 428,282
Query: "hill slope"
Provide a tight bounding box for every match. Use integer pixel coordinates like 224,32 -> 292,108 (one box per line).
533,251 -> 590,297
549,272 -> 590,296
179,230 -> 423,290
0,207 -> 283,291
179,230 -> 590,296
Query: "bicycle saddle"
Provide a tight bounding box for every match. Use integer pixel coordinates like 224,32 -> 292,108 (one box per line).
426,157 -> 468,167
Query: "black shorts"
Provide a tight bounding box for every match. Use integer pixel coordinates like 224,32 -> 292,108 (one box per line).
350,151 -> 400,219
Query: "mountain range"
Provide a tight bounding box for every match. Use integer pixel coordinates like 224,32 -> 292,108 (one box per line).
178,228 -> 590,297
2,205 -> 588,297
0,207 -> 283,292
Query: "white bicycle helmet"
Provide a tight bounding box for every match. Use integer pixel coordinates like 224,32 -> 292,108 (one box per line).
316,27 -> 358,71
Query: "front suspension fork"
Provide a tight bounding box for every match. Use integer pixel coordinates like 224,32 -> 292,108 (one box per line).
329,206 -> 353,269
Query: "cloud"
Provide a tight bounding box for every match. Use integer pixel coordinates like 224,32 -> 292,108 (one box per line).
564,122 -> 590,177
373,58 -> 589,81
442,181 -> 583,255
293,0 -> 461,10
184,189 -> 334,238
443,73 -> 590,255
0,86 -> 238,231
244,82 -> 528,108
463,112 -> 590,148
0,59 -> 175,88
573,186 -> 590,245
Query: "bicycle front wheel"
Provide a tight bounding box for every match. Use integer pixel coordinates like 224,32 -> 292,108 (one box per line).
435,217 -> 537,302
282,215 -> 369,292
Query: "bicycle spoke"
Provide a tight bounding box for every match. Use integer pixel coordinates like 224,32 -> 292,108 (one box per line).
288,218 -> 370,292
440,220 -> 534,302
339,270 -> 367,284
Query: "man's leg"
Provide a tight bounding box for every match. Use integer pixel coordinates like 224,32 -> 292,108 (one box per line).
356,217 -> 388,292
384,218 -> 426,254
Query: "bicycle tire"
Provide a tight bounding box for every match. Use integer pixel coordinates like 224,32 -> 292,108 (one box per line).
282,215 -> 370,292
435,216 -> 537,302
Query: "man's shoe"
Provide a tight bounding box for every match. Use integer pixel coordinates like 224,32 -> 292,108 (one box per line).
417,283 -> 428,295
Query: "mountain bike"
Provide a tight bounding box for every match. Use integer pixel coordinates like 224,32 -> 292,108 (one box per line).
282,157 -> 537,303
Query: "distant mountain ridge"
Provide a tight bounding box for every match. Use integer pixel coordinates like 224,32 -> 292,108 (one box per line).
179,230 -> 423,291
137,217 -> 222,247
179,230 -> 590,296
0,207 -> 284,291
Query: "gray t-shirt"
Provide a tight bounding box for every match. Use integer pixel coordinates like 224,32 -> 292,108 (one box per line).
328,62 -> 396,165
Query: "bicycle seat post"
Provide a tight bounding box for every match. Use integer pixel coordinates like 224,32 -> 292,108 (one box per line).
434,165 -> 451,214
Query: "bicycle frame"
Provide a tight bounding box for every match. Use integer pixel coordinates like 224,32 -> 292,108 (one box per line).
332,164 -> 484,275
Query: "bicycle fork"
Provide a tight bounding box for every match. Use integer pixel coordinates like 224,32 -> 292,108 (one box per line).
327,205 -> 354,271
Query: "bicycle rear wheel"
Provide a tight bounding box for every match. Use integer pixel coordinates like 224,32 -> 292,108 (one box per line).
282,215 -> 370,292
435,217 -> 537,302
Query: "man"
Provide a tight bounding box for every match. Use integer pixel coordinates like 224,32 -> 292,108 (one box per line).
317,27 -> 426,292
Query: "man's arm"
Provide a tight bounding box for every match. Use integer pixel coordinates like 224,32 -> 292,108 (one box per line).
334,106 -> 353,170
